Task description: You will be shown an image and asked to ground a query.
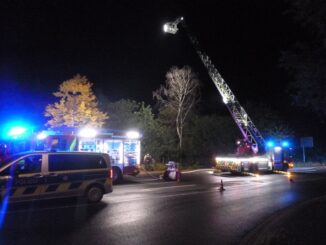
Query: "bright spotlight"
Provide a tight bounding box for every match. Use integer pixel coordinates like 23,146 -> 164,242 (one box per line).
8,127 -> 26,137
163,24 -> 169,32
163,22 -> 179,34
36,131 -> 47,140
78,128 -> 97,138
163,17 -> 183,34
126,131 -> 140,139
222,96 -> 228,104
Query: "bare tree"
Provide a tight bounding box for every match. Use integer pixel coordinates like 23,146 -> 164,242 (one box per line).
153,66 -> 200,149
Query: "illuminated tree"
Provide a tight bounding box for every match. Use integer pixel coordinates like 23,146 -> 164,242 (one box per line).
45,74 -> 108,128
153,66 -> 200,149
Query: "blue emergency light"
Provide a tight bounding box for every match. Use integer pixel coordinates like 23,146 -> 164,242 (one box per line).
266,141 -> 274,148
281,141 -> 289,147
8,126 -> 27,137
1,121 -> 33,140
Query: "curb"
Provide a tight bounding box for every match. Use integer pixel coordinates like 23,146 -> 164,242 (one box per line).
240,195 -> 326,245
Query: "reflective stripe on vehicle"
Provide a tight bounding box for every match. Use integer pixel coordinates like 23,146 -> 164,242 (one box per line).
12,186 -> 43,197
2,177 -> 109,200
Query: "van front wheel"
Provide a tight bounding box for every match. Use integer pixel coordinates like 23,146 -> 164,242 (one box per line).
86,185 -> 104,203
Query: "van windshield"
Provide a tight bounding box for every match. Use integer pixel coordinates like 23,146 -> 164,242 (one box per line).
0,152 -> 30,167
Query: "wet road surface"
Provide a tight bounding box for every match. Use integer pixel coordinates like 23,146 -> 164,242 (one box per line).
1,170 -> 326,245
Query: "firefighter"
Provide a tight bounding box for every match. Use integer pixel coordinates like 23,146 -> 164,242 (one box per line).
143,153 -> 153,171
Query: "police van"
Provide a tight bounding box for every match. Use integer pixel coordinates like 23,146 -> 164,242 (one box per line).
0,151 -> 113,203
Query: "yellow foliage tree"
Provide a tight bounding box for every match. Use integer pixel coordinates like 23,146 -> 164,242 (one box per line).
45,74 -> 108,128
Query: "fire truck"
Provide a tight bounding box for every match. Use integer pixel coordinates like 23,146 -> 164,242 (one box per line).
37,128 -> 141,183
0,127 -> 141,183
163,17 -> 293,173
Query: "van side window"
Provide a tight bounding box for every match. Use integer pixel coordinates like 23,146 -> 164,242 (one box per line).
16,155 -> 42,174
0,155 -> 42,176
48,154 -> 107,171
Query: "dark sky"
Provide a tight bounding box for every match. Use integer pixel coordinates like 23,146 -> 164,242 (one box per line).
0,0 -> 300,126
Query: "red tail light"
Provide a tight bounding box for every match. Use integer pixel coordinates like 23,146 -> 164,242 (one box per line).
109,168 -> 113,179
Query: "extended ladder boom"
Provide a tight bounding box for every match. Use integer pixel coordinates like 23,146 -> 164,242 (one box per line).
164,17 -> 265,153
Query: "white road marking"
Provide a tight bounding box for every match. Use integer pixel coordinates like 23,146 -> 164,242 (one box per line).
182,169 -> 212,174
143,184 -> 197,191
107,180 -> 273,204
112,184 -> 197,195
106,189 -> 218,204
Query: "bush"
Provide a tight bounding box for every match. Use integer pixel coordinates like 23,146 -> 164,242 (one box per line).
152,163 -> 167,171
140,163 -> 166,171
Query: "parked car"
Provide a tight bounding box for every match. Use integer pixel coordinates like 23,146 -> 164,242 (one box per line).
0,151 -> 113,203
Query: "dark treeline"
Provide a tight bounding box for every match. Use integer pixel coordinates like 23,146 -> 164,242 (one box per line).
99,98 -> 296,166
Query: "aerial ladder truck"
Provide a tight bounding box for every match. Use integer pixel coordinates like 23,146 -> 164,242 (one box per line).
163,17 -> 293,173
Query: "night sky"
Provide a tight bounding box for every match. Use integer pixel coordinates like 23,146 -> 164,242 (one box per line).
1,0 -> 302,127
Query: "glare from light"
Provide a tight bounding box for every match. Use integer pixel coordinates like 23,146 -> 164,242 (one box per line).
222,96 -> 228,104
0,194 -> 9,229
274,146 -> 282,152
0,164 -> 14,228
163,24 -> 169,32
215,156 -> 269,163
126,131 -> 140,139
8,127 -> 26,137
78,128 -> 97,138
163,17 -> 183,34
36,131 -> 47,140
282,141 -> 289,147
267,141 -> 274,148
163,23 -> 178,34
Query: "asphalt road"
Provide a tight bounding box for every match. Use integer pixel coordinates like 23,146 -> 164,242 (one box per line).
1,170 -> 326,245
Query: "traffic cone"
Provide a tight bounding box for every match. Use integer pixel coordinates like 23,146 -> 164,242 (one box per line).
219,179 -> 225,192
177,171 -> 181,182
287,172 -> 293,182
